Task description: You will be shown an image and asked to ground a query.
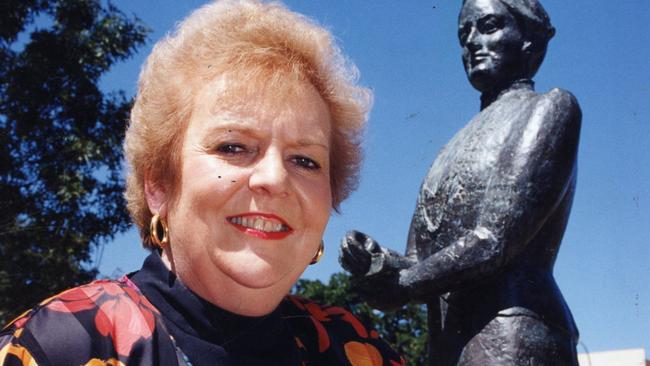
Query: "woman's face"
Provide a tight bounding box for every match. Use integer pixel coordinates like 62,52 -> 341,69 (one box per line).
149,76 -> 332,315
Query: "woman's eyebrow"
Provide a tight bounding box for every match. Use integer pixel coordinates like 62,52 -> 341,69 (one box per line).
204,120 -> 258,136
202,121 -> 329,149
294,139 -> 329,150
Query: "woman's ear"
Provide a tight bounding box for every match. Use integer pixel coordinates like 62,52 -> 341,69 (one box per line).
145,173 -> 168,217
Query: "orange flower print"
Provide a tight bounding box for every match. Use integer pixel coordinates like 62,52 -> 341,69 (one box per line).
286,296 -> 404,365
84,358 -> 125,366
288,296 -> 372,352
0,342 -> 37,366
344,341 -> 383,366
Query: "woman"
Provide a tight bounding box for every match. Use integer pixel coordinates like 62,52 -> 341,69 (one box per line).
0,1 -> 404,365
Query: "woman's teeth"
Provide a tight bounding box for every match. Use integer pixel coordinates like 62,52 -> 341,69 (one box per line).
228,216 -> 287,232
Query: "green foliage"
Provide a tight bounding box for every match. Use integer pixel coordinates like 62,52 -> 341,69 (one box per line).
293,272 -> 429,365
0,0 -> 148,324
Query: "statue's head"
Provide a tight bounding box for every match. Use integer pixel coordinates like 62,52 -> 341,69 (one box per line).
458,0 -> 555,93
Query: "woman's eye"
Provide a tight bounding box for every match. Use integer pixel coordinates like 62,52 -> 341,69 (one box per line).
292,155 -> 321,170
216,143 -> 247,154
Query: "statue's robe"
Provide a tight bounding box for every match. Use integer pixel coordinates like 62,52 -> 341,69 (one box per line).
402,81 -> 581,365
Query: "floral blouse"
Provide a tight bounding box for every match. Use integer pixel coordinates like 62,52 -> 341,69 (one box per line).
0,253 -> 405,366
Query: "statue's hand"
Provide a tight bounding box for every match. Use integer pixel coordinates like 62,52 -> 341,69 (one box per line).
339,230 -> 411,310
339,230 -> 382,276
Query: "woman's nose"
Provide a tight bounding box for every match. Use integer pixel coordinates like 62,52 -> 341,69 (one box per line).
248,149 -> 289,197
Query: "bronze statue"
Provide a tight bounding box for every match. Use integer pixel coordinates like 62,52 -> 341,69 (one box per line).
340,0 -> 581,364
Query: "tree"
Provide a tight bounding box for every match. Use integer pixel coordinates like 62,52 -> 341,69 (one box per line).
293,272 -> 429,366
0,0 -> 148,324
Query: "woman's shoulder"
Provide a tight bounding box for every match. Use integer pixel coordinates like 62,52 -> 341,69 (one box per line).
1,278 -> 172,366
281,295 -> 405,366
2,279 -> 131,333
2,278 -> 153,333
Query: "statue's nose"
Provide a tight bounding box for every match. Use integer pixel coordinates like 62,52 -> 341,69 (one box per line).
465,28 -> 481,52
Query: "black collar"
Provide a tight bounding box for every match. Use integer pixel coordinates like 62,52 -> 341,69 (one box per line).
480,78 -> 535,110
130,252 -> 300,365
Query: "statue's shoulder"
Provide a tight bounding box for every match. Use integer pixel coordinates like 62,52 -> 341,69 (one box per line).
534,88 -> 582,127
538,88 -> 581,114
541,87 -> 579,103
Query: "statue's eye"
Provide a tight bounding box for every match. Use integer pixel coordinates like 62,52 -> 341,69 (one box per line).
458,24 -> 470,45
478,15 -> 503,34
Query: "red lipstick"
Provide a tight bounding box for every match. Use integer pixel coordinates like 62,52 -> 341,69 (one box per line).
226,213 -> 293,240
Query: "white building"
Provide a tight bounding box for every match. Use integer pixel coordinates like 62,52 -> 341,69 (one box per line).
578,348 -> 648,366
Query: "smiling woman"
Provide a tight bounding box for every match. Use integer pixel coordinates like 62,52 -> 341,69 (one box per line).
153,76 -> 334,316
0,1 -> 404,365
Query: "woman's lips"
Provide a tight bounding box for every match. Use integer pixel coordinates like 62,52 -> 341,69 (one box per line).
226,213 -> 293,240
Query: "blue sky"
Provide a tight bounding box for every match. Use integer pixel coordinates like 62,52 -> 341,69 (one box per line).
97,0 -> 649,355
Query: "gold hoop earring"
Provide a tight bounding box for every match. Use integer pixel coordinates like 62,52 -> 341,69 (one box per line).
150,214 -> 169,248
310,241 -> 324,265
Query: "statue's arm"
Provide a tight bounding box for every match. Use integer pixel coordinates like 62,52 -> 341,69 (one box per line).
401,90 -> 582,299
340,230 -> 418,309
339,182 -> 426,309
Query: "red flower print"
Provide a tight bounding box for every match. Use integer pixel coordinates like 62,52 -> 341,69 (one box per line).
323,307 -> 369,339
309,317 -> 330,352
286,296 -> 405,365
123,285 -> 159,316
92,283 -> 157,356
3,309 -> 32,330
44,280 -> 159,357
95,295 -> 155,357
288,296 -> 375,352
44,283 -> 103,313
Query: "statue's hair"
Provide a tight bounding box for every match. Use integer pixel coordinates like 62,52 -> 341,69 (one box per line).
124,0 -> 372,248
496,0 -> 555,76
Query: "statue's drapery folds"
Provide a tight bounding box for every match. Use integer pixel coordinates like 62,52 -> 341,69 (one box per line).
340,1 -> 581,364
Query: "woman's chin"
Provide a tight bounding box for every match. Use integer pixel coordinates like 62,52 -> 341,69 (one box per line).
218,254 -> 299,291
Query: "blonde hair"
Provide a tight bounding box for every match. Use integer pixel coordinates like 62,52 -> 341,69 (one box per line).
124,0 -> 372,247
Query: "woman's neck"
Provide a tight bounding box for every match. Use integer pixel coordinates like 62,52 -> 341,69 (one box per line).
160,249 -> 287,317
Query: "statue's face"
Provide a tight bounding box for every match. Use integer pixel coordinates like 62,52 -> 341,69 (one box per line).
459,0 -> 528,92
